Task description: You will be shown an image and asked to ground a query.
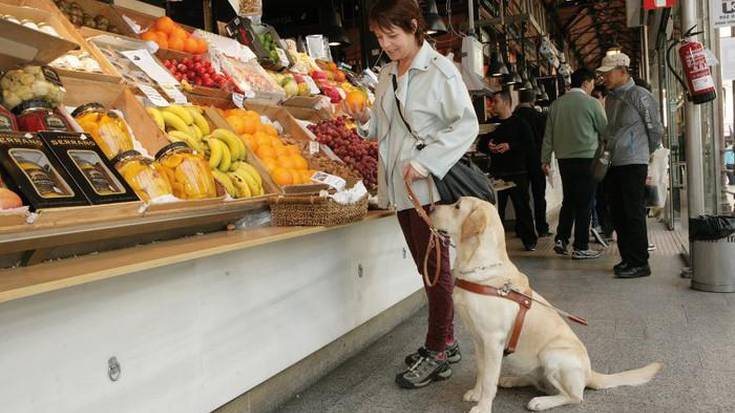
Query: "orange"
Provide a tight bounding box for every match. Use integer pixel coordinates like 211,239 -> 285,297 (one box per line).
255,134 -> 272,148
197,38 -> 208,54
140,31 -> 158,42
292,155 -> 309,170
156,36 -> 169,50
154,16 -> 175,34
239,134 -> 256,152
226,116 -> 246,134
270,136 -> 285,148
171,26 -> 189,40
242,117 -> 259,134
277,155 -> 296,169
260,157 -> 278,173
300,170 -> 314,183
184,38 -> 199,54
273,145 -> 289,157
346,90 -> 367,111
285,145 -> 301,156
256,145 -> 276,159
272,168 -> 293,186
262,124 -> 278,136
168,37 -> 185,52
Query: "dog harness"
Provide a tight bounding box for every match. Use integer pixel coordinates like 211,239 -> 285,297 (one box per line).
455,279 -> 532,356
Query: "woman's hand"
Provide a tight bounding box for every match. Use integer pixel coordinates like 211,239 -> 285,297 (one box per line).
343,101 -> 371,124
403,163 -> 424,182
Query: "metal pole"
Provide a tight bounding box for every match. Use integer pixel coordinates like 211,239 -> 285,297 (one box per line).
682,0 -> 706,216
468,0 -> 475,35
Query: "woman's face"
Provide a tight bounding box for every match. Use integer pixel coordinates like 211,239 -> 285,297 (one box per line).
372,22 -> 419,62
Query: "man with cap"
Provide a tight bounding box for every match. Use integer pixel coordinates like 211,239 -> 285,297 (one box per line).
598,53 -> 664,278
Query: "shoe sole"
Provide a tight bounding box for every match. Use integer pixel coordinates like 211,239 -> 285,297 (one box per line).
572,253 -> 602,260
396,366 -> 452,389
405,352 -> 462,367
553,246 -> 568,255
615,271 -> 652,279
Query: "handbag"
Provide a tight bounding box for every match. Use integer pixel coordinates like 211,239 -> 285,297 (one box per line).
391,75 -> 495,205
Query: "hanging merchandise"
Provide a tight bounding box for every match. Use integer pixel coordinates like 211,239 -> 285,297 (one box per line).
645,147 -> 671,208
666,26 -> 717,104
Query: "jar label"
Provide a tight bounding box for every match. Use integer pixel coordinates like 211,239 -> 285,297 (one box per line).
9,148 -> 74,198
44,114 -> 68,131
0,114 -> 14,131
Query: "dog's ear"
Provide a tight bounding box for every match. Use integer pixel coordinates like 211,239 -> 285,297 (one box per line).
461,205 -> 490,241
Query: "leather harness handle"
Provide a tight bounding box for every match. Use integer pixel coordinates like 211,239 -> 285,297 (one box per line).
404,176 -> 442,288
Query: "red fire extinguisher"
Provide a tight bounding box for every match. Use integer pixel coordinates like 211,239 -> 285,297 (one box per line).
667,25 -> 717,105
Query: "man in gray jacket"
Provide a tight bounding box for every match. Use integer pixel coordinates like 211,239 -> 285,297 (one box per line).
598,53 -> 664,278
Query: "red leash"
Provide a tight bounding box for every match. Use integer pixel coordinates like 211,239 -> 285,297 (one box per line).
404,177 -> 446,288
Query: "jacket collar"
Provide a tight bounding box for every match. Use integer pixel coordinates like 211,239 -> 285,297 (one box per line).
388,41 -> 435,76
612,78 -> 635,95
568,88 -> 587,95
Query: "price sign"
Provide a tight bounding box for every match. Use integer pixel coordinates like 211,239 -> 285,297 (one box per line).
138,84 -> 169,107
309,141 -> 320,155
304,76 -> 321,95
276,48 -> 290,68
160,84 -> 188,104
311,171 -> 346,191
232,92 -> 245,108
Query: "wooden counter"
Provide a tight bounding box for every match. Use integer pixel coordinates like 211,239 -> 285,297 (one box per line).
0,211 -> 395,305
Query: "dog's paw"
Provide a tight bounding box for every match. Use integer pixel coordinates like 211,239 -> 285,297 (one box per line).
463,388 -> 482,403
527,398 -> 547,412
498,376 -> 518,388
469,405 -> 491,413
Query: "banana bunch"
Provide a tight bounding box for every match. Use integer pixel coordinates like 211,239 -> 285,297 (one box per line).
202,128 -> 247,171
147,105 -> 211,153
211,161 -> 264,198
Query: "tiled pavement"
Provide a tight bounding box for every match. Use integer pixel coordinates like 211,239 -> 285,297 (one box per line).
277,220 -> 735,413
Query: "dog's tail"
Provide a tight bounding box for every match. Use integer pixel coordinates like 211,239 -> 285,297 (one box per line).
587,362 -> 663,390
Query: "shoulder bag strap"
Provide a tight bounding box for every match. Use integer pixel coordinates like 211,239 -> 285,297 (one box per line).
391,75 -> 426,150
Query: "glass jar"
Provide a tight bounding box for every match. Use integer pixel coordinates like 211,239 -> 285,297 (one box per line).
0,104 -> 17,132
155,142 -> 216,199
72,103 -> 134,160
113,150 -> 173,202
14,99 -> 70,132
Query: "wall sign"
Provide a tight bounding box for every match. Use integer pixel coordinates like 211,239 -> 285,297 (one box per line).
711,0 -> 735,28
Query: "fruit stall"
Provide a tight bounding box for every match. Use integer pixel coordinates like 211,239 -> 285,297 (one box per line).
0,1 -> 422,412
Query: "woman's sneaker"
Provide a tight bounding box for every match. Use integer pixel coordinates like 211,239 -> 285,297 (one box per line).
396,350 -> 452,389
404,342 -> 461,366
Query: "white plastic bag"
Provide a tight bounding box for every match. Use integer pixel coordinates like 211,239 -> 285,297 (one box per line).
645,147 -> 671,208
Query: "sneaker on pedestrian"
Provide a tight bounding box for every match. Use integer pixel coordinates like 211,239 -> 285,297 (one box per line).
571,248 -> 602,260
405,342 -> 461,366
396,349 -> 452,389
648,243 -> 657,252
615,264 -> 651,279
590,227 -> 609,247
524,243 -> 537,252
537,230 -> 553,238
554,240 -> 569,255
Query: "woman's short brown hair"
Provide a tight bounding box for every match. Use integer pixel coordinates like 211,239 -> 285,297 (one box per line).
369,0 -> 426,46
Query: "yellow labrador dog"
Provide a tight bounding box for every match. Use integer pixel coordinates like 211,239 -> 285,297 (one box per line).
431,197 -> 662,413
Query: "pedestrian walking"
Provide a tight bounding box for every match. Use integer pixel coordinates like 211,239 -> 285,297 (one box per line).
542,69 -> 608,259
598,53 -> 664,278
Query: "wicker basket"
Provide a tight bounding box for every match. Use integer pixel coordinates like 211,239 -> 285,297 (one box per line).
269,194 -> 369,226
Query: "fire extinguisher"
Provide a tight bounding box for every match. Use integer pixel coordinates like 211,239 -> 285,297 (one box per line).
666,25 -> 717,105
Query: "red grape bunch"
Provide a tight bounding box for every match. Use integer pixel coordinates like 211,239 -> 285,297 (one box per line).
308,117 -> 378,190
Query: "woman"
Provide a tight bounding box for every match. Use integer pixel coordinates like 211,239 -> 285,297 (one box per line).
347,0 -> 478,389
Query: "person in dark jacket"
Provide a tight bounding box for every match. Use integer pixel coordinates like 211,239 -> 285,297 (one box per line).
514,89 -> 550,237
478,89 -> 538,251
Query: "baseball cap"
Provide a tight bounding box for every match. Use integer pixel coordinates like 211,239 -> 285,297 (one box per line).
597,53 -> 631,73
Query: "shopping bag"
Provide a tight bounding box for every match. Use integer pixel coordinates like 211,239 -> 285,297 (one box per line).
645,147 -> 671,208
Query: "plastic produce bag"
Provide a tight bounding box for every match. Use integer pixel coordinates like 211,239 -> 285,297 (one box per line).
690,215 -> 735,241
645,147 -> 670,208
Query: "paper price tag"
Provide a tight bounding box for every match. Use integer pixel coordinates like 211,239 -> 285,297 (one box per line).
336,87 -> 346,100
232,92 -> 245,108
304,76 -> 321,95
309,141 -> 320,155
276,48 -> 290,68
121,49 -> 178,85
138,84 -> 169,107
311,171 -> 346,191
160,84 -> 188,104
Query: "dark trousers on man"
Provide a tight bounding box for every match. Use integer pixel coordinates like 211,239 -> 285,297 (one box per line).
529,168 -> 549,234
556,158 -> 595,251
497,174 -> 538,247
607,164 -> 649,267
397,206 -> 454,353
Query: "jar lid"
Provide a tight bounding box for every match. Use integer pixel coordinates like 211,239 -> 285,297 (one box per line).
111,149 -> 142,166
71,102 -> 105,118
12,99 -> 52,116
155,141 -> 189,160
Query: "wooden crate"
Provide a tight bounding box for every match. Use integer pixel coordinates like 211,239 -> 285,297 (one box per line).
61,76 -> 170,156
154,48 -> 231,100
0,0 -> 121,83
